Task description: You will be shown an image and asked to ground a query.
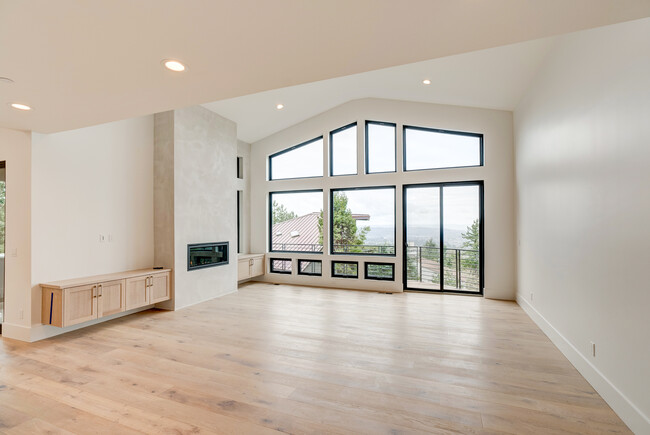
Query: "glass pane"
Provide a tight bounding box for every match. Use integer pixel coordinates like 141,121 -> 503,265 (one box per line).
270,137 -> 323,180
366,123 -> 395,173
271,259 -> 292,273
333,262 -> 358,278
443,185 -> 480,292
405,186 -> 441,290
331,124 -> 357,176
366,263 -> 394,280
405,127 -> 481,171
299,260 -> 322,276
331,188 -> 395,255
271,191 -> 323,252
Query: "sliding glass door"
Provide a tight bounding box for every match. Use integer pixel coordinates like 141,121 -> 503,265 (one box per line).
404,182 -> 483,294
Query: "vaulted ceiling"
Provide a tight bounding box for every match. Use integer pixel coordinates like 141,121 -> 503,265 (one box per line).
1,0 -> 649,134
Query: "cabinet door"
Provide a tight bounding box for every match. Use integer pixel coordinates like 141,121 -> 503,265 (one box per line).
150,272 -> 170,304
125,276 -> 149,310
250,256 -> 264,277
64,284 -> 97,326
98,279 -> 126,317
238,259 -> 250,281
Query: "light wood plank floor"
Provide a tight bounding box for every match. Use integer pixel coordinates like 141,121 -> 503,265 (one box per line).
0,283 -> 630,434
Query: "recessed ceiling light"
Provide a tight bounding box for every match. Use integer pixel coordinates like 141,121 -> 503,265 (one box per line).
276,104 -> 284,110
162,59 -> 186,72
10,103 -> 31,111
0,77 -> 14,84
422,79 -> 431,85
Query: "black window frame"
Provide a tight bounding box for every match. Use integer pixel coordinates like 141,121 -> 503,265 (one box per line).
402,180 -> 485,295
269,136 -> 324,181
297,259 -> 323,276
269,258 -> 293,274
364,262 -> 395,281
330,185 -> 396,257
269,189 -> 324,254
331,261 -> 358,279
402,125 -> 484,172
365,120 -> 397,174
329,122 -> 358,177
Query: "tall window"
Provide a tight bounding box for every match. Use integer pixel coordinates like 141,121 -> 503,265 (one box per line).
270,190 -> 323,253
404,126 -> 482,171
330,186 -> 395,255
269,137 -> 323,180
330,123 -> 357,176
366,121 -> 396,174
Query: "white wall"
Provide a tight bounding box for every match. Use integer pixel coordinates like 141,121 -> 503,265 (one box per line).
0,127 -> 31,337
515,18 -> 650,434
250,98 -> 516,299
29,116 -> 154,340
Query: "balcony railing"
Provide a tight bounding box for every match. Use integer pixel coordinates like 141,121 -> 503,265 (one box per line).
406,246 -> 480,292
271,243 -> 395,254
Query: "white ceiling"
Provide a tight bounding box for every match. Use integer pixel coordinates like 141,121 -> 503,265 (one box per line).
204,37 -> 557,143
1,0 -> 649,134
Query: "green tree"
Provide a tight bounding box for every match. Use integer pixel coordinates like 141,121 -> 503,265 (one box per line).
461,219 -> 480,251
317,192 -> 369,252
459,218 -> 480,289
272,200 -> 297,224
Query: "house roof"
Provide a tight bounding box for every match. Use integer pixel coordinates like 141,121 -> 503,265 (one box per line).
272,212 -> 321,251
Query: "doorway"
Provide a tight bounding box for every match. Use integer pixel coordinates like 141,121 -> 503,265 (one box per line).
403,181 -> 483,294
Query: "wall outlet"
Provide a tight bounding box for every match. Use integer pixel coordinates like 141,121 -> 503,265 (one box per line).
590,341 -> 596,357
99,234 -> 106,243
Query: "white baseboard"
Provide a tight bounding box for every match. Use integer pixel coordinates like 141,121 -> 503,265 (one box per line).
1,322 -> 32,341
517,294 -> 649,434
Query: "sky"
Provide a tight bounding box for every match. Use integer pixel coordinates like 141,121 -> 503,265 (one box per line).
405,128 -> 481,170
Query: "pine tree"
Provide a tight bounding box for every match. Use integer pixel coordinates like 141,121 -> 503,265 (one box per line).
272,201 -> 297,224
317,192 -> 368,252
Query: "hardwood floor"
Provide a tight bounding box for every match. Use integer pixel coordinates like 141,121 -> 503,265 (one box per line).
0,283 -> 630,434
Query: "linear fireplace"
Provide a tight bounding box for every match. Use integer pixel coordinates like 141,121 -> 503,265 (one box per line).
187,242 -> 229,271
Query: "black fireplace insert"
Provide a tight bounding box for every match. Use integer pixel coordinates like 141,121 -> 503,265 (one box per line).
187,242 -> 229,271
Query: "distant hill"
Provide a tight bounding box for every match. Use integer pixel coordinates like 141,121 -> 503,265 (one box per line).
365,225 -> 469,249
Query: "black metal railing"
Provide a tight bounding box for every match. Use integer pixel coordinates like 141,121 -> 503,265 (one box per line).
406,246 -> 479,291
271,243 -> 324,252
332,244 -> 395,255
271,243 -> 395,254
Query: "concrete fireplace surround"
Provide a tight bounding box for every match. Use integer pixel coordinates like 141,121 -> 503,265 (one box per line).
154,106 -> 238,310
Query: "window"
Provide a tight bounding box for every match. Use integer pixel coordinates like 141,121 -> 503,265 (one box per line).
404,126 -> 482,171
269,137 -> 323,180
270,190 -> 323,253
237,190 -> 242,253
366,121 -> 396,173
332,261 -> 358,278
270,258 -> 292,274
331,186 -> 395,255
365,262 -> 394,281
237,156 -> 244,179
330,123 -> 357,176
298,259 -> 322,276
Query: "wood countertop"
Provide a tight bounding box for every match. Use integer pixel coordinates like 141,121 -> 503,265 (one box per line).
41,268 -> 172,289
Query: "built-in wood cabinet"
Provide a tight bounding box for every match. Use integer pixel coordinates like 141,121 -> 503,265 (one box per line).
42,268 -> 171,328
238,254 -> 265,281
